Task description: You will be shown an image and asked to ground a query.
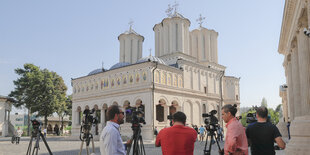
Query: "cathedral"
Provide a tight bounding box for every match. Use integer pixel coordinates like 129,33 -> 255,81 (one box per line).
71,7 -> 240,140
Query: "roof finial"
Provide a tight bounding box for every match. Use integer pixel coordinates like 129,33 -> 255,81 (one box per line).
196,14 -> 206,28
128,19 -> 134,31
172,1 -> 179,14
149,48 -> 152,56
165,4 -> 173,17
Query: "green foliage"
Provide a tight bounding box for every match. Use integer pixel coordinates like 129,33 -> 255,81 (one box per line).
240,109 -> 256,127
9,63 -> 68,128
268,108 -> 280,125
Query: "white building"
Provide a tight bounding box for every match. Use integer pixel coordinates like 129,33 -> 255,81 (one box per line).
0,95 -> 15,137
71,10 -> 240,140
278,0 -> 310,154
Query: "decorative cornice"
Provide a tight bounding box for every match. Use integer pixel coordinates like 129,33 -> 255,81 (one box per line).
278,0 -> 298,55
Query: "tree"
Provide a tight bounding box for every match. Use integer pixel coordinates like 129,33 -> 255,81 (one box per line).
261,97 -> 268,107
55,95 -> 72,134
268,108 -> 280,125
9,64 -> 67,129
275,104 -> 283,119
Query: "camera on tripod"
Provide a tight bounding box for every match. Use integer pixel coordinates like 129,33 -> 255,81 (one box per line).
202,110 -> 219,131
82,108 -> 98,130
80,108 -> 98,141
31,119 -> 41,130
126,105 -> 146,125
246,113 -> 257,124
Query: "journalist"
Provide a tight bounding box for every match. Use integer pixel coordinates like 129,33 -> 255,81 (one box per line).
155,111 -> 197,155
246,106 -> 285,155
100,105 -> 131,155
221,104 -> 248,155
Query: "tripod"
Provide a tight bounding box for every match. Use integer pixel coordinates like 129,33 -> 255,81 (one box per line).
127,124 -> 146,155
79,127 -> 95,155
26,128 -> 52,155
203,128 -> 222,155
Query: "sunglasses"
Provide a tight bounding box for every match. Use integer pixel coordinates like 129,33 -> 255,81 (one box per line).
119,112 -> 124,115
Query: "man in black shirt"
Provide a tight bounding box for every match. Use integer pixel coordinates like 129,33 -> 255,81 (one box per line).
246,106 -> 286,155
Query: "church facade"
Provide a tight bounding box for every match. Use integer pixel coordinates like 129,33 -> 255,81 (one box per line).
71,10 -> 240,140
278,0 -> 310,154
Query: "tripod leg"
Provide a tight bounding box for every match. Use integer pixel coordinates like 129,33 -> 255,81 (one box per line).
139,136 -> 146,155
214,134 -> 222,151
79,141 -> 84,155
32,133 -> 40,155
86,145 -> 89,155
40,133 -> 53,155
203,133 -> 209,153
91,137 -> 95,153
207,134 -> 214,155
26,136 -> 33,155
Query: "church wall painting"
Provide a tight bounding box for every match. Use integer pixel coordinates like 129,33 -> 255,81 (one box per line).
142,72 -> 147,81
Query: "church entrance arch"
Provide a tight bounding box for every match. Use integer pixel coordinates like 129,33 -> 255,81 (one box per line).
123,100 -> 132,123
93,104 -> 100,135
135,99 -> 145,117
193,102 -> 200,126
169,101 -> 179,115
156,99 -> 166,122
183,101 -> 192,125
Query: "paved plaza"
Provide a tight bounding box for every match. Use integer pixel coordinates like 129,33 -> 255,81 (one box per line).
0,136 -> 284,155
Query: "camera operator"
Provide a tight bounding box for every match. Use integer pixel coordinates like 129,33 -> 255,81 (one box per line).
246,106 -> 285,155
221,104 -> 248,155
100,105 -> 131,155
155,111 -> 197,155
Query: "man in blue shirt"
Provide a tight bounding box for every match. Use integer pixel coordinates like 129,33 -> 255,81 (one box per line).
198,125 -> 205,141
100,105 -> 131,155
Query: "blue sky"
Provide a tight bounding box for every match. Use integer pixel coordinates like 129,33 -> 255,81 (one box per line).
0,0 -> 285,110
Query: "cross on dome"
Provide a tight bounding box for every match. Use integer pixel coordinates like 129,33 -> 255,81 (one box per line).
196,14 -> 206,28
172,1 -> 179,14
128,19 -> 134,31
165,4 -> 173,17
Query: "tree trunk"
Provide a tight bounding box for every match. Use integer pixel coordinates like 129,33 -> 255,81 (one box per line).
44,110 -> 48,129
27,108 -> 31,136
61,116 -> 64,135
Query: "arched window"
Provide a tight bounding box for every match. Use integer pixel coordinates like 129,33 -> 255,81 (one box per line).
135,99 -> 144,117
202,104 -> 206,114
123,101 -> 132,123
156,104 -> 164,122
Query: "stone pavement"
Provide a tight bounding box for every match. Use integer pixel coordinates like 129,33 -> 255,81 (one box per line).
0,136 -> 284,155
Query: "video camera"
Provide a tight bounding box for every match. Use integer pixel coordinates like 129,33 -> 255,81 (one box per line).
246,113 -> 257,124
31,119 -> 41,130
82,108 -> 98,128
80,108 -> 98,141
202,110 -> 219,131
126,105 -> 146,125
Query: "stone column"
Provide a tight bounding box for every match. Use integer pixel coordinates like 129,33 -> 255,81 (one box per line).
290,45 -> 302,117
285,26 -> 310,154
297,28 -> 310,115
286,59 -> 295,120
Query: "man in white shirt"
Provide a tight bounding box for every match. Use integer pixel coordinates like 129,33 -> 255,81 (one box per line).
100,105 -> 131,155
16,127 -> 23,144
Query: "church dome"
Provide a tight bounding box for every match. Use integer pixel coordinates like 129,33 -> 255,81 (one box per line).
88,68 -> 105,76
136,55 -> 167,65
110,62 -> 131,70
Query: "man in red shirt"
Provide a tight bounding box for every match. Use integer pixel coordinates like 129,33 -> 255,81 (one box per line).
155,111 -> 197,155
